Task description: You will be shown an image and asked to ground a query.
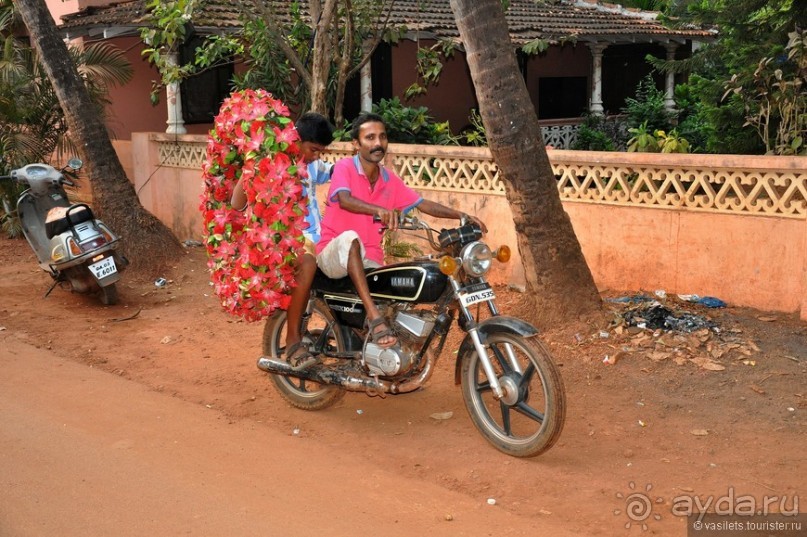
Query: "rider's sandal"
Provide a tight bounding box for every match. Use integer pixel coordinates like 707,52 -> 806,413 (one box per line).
367,317 -> 397,348
286,341 -> 318,371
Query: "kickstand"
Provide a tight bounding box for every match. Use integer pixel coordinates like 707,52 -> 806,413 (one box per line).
43,279 -> 60,298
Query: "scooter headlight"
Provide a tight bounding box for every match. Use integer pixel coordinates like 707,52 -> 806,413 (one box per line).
460,241 -> 493,277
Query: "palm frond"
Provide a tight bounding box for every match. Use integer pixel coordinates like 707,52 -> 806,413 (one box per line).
647,50 -> 715,74
74,43 -> 133,88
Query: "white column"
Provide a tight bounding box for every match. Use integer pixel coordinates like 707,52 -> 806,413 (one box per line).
165,52 -> 187,135
664,43 -> 678,113
588,43 -> 607,115
359,40 -> 373,112
360,60 -> 373,112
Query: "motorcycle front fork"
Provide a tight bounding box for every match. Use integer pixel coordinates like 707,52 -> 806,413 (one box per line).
450,279 -> 522,401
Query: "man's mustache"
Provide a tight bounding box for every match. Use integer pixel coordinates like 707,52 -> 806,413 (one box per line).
370,146 -> 385,154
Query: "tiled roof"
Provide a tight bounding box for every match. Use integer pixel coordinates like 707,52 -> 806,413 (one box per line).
60,0 -> 714,45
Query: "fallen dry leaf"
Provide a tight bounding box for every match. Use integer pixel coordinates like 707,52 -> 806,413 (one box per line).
691,357 -> 726,371
650,351 -> 672,362
749,384 -> 766,395
690,429 -> 709,436
757,316 -> 777,322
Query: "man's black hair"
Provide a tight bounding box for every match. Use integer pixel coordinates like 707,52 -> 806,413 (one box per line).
296,112 -> 334,146
349,112 -> 386,141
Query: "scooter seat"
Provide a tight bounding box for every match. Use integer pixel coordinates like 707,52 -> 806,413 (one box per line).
45,204 -> 94,239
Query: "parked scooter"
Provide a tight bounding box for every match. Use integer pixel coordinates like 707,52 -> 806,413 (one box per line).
0,158 -> 127,305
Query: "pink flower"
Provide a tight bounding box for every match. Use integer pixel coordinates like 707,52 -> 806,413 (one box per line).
274,123 -> 299,145
199,89 -> 305,322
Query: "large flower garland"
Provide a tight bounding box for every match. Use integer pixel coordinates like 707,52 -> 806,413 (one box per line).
200,89 -> 307,321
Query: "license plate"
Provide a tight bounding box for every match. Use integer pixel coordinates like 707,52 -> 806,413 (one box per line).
459,286 -> 496,307
89,256 -> 117,279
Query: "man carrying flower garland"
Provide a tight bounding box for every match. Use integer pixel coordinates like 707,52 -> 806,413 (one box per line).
232,112 -> 334,370
316,113 -> 486,349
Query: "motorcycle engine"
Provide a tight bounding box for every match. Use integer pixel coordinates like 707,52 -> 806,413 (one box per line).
363,309 -> 436,377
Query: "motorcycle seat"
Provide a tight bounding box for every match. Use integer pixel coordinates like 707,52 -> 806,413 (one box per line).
311,267 -> 364,295
45,204 -> 94,239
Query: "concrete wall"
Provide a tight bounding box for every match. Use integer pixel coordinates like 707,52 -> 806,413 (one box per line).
565,204 -> 806,314
129,134 -> 807,320
130,135 -> 205,242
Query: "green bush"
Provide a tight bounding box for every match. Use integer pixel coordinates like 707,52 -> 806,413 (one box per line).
367,97 -> 459,145
571,114 -> 621,151
627,121 -> 691,153
460,109 -> 487,147
622,74 -> 676,132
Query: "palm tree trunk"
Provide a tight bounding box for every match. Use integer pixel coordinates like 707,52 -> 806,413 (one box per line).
449,0 -> 601,325
15,0 -> 183,272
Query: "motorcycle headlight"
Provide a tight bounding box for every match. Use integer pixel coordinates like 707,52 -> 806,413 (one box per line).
460,241 -> 493,277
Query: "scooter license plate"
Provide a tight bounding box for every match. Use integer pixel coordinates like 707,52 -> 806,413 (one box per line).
89,256 -> 117,279
459,286 -> 496,307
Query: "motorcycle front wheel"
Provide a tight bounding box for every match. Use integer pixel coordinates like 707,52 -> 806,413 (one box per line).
262,300 -> 346,411
460,332 -> 565,457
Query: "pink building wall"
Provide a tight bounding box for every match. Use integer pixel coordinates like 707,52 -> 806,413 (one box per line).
390,39 -> 591,130
523,44 -> 591,114
47,0 -> 113,25
390,40 -> 479,132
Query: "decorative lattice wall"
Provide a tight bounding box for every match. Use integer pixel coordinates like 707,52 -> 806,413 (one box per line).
156,137 -> 807,219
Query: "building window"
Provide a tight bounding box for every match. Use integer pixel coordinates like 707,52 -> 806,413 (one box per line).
179,36 -> 234,124
538,77 -> 587,120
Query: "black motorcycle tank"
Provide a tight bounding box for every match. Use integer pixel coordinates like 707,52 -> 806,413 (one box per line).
366,261 -> 448,303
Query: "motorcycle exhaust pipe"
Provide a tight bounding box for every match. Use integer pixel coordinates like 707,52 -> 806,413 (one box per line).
256,354 -> 435,396
257,356 -> 390,393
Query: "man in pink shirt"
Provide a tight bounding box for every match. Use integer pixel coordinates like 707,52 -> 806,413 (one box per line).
317,113 -> 485,348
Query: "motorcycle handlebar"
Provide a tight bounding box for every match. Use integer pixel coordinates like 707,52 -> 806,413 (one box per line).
373,213 -> 445,251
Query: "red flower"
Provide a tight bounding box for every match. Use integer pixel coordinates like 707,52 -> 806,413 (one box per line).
200,90 -> 305,322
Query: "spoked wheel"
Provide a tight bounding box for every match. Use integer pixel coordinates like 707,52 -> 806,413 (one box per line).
98,283 -> 118,305
262,300 -> 345,410
460,332 -> 565,457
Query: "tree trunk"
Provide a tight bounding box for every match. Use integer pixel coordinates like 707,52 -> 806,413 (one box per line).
15,0 -> 183,273
449,0 -> 601,326
309,0 -> 339,115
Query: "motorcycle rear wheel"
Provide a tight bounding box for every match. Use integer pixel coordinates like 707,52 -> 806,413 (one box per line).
460,332 -> 565,457
262,300 -> 346,410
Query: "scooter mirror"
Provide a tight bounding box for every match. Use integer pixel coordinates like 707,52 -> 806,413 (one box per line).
67,157 -> 83,170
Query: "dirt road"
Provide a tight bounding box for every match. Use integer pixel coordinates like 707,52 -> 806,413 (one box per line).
0,338 -> 552,537
0,238 -> 804,536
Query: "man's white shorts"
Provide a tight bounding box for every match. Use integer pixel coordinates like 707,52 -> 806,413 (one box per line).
316,231 -> 381,279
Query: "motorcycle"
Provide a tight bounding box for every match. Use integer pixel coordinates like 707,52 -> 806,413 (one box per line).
257,214 -> 566,457
0,158 -> 127,305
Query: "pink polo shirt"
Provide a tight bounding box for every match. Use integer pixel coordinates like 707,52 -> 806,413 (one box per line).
317,156 -> 422,265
